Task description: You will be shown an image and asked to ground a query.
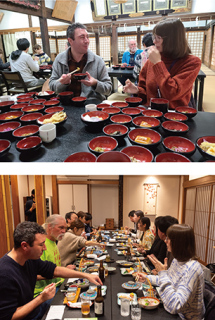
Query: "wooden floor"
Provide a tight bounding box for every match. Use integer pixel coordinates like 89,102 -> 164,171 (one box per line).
108,63 -> 215,113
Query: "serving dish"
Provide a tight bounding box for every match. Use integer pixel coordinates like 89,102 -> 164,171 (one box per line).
64,152 -> 97,162
96,151 -> 131,162
138,297 -> 160,309
121,146 -> 154,162
122,281 -> 141,292
163,136 -> 196,157
117,292 -> 137,305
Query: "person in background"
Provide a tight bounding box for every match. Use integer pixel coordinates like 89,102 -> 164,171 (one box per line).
118,39 -> 142,86
124,210 -> 136,232
9,38 -> 45,87
32,44 -> 52,65
85,212 -> 96,240
124,18 -> 201,109
65,211 -> 78,228
0,222 -> 102,320
136,216 -> 154,251
132,210 -> 144,235
142,216 -> 167,272
0,48 -> 10,70
137,224 -> 205,320
33,215 -> 75,319
25,189 -> 36,222
77,211 -> 86,224
58,220 -> 104,266
133,33 -> 154,81
49,22 -> 112,101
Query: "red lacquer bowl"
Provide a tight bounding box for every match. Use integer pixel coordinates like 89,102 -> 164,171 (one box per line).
175,106 -> 197,119
16,136 -> 42,153
196,136 -> 215,160
125,97 -> 142,107
122,107 -> 141,117
155,152 -> 191,162
110,114 -> 132,125
163,136 -> 196,157
81,111 -> 109,127
17,98 -> 34,104
71,96 -> 87,106
111,102 -> 129,108
121,146 -> 154,162
103,124 -> 128,139
29,99 -> 46,105
20,112 -> 43,125
64,152 -> 97,162
13,125 -> 39,139
45,106 -> 64,114
36,91 -> 55,100
96,151 -> 131,162
43,100 -> 60,107
161,120 -> 189,135
0,139 -> 11,157
142,109 -> 163,119
128,128 -> 162,149
88,136 -> 118,155
164,112 -> 188,122
73,73 -> 87,80
58,91 -> 74,105
132,116 -> 160,130
10,103 -> 28,110
97,103 -> 111,110
0,121 -> 21,138
22,104 -> 45,113
102,107 -> 120,115
0,111 -> 24,122
0,100 -> 15,112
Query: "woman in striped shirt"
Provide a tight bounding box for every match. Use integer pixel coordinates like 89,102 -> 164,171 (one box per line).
137,224 -> 205,319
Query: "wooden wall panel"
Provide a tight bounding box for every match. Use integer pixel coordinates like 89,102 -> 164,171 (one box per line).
184,188 -> 196,227
204,28 -> 211,66
52,175 -> 59,215
211,30 -> 215,71
3,176 -> 13,250
34,175 -> 46,225
10,175 -> 20,227
0,176 -> 8,257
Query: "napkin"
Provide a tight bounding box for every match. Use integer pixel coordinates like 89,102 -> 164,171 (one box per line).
45,305 -> 65,320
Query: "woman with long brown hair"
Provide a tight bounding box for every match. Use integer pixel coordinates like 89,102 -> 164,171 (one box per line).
137,224 -> 205,319
124,19 -> 201,109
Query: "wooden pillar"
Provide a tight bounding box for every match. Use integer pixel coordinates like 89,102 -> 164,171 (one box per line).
209,24 -> 214,68
39,0 -> 51,57
52,175 -> 59,215
4,176 -> 14,250
95,32 -> 100,56
10,175 -> 20,228
28,15 -> 36,48
137,27 -> 141,49
118,175 -> 123,228
181,175 -> 189,224
34,175 -> 46,225
111,24 -> 118,65
0,176 -> 10,257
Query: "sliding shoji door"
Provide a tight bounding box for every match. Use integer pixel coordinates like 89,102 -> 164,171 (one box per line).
184,178 -> 215,265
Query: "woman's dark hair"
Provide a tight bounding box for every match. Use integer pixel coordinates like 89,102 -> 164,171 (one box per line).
17,38 -> 30,51
70,220 -> 85,230
142,33 -> 154,47
14,221 -> 45,249
153,18 -> 191,59
33,44 -> 41,52
167,224 -> 196,262
154,216 -> 162,237
139,216 -> 150,230
65,211 -> 76,223
128,210 -> 135,217
158,215 -> 178,234
67,22 -> 87,40
85,213 -> 92,222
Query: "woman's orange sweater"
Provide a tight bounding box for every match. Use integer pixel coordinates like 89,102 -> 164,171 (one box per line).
138,54 -> 201,109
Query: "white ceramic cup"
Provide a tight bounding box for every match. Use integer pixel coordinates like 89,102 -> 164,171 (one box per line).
85,104 -> 97,112
39,123 -> 56,143
0,95 -> 12,102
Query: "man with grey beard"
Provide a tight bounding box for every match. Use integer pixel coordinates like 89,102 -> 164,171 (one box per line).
33,215 -> 75,318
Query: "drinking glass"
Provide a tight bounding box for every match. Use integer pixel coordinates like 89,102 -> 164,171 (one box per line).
81,298 -> 90,315
120,298 -> 130,316
131,302 -> 141,320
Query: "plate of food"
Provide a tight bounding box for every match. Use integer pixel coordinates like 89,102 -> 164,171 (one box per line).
72,278 -> 90,289
138,297 -> 160,309
117,292 -> 137,305
120,267 -> 135,275
116,260 -> 127,264
67,301 -> 93,308
89,285 -> 107,296
120,261 -> 133,267
122,281 -> 141,292
87,266 -> 98,273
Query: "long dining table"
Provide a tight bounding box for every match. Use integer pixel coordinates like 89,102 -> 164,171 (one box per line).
42,237 -> 179,320
1,97 -> 215,162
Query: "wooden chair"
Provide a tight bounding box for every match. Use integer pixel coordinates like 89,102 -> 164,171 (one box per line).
1,71 -> 43,95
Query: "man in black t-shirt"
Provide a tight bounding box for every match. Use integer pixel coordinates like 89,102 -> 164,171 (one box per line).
0,222 -> 102,320
25,189 -> 36,222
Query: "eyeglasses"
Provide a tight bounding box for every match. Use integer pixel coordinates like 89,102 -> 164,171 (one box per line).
152,34 -> 163,42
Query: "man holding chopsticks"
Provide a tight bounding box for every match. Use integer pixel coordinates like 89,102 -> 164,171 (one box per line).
49,22 -> 112,102
0,221 -> 102,320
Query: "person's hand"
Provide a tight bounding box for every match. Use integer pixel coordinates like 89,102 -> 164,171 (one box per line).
33,56 -> 39,61
136,272 -> 147,282
148,46 -> 161,65
147,255 -> 168,272
137,247 -> 145,254
66,264 -> 76,270
81,72 -> 97,87
123,79 -> 138,94
151,269 -> 158,275
122,62 -> 127,67
86,273 -> 103,286
31,202 -> 36,210
41,283 -> 56,302
59,73 -> 71,85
